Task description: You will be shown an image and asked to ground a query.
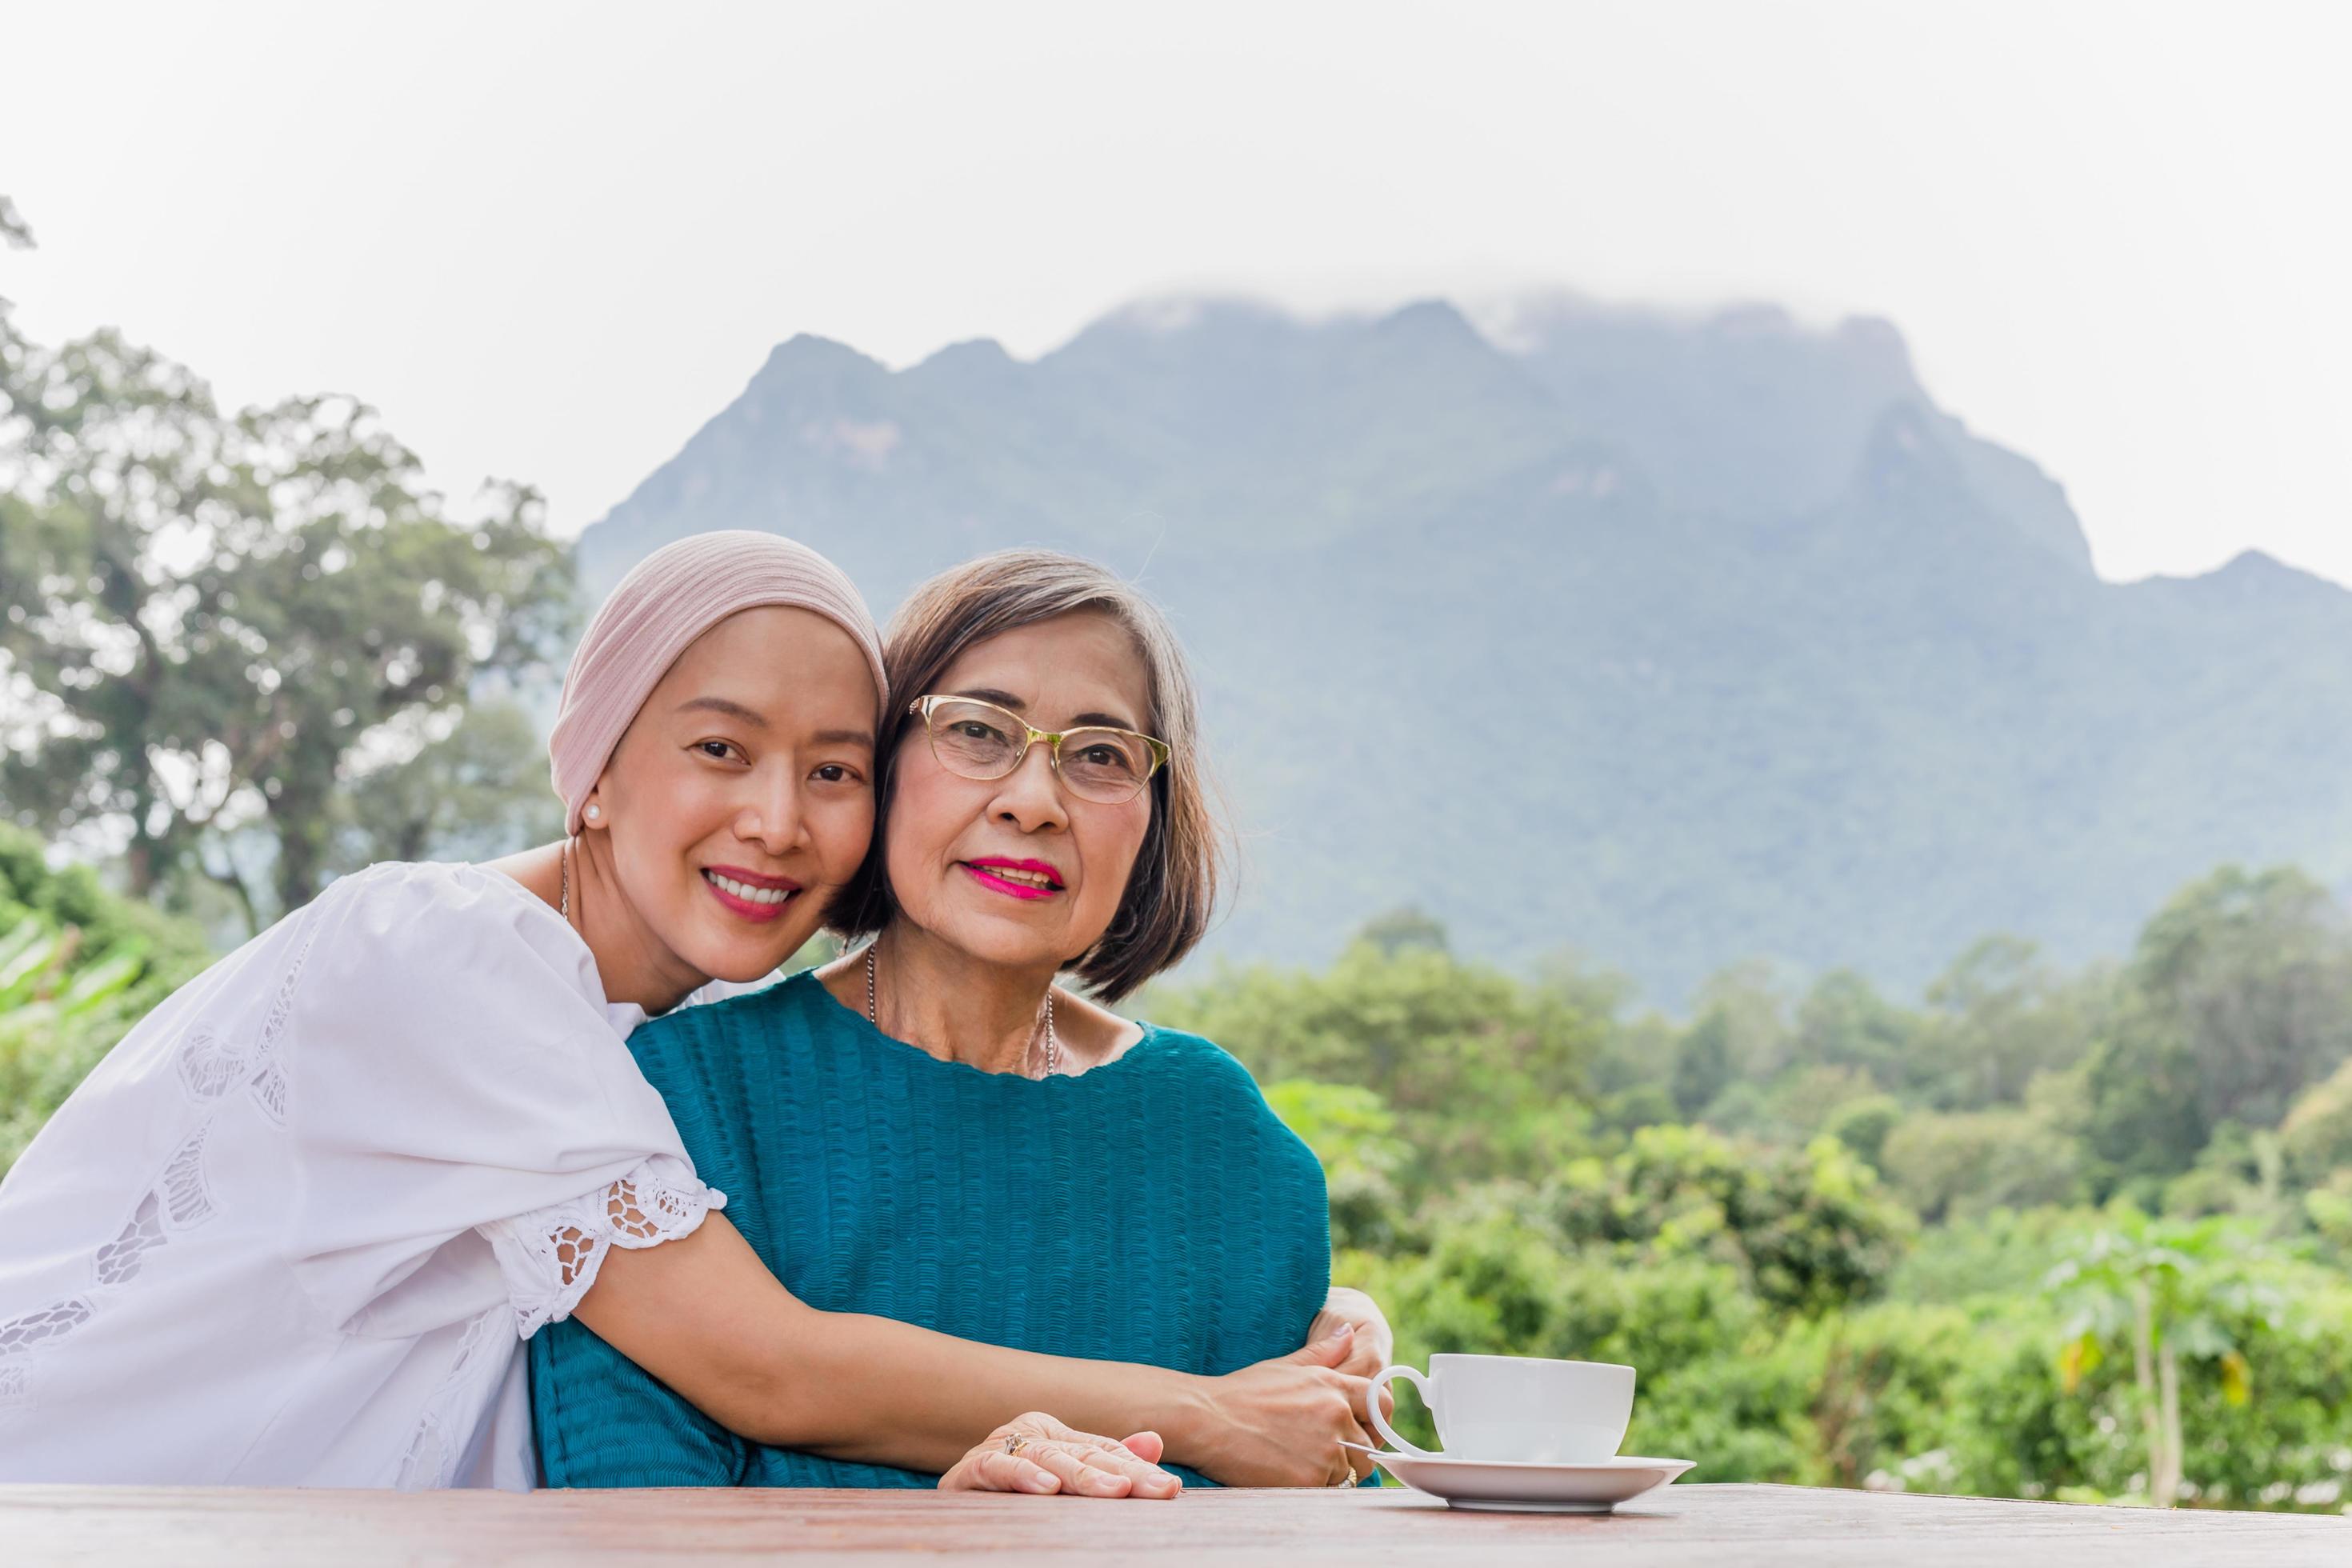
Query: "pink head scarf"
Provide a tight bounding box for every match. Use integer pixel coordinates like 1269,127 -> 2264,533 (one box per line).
547,530 -> 886,834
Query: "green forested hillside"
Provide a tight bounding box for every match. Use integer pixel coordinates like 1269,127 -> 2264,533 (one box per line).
574,295 -> 2352,1002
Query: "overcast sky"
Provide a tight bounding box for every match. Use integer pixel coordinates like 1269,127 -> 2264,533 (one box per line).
6,1 -> 2346,586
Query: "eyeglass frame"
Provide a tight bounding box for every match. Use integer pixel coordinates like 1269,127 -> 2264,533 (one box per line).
906,694 -> 1172,803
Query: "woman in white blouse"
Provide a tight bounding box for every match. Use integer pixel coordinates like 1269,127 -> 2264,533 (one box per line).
0,531 -> 1378,1494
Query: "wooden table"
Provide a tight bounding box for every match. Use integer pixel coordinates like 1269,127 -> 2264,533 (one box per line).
5,1482 -> 2346,1566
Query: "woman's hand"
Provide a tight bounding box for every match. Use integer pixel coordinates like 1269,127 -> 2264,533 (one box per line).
1186,1324 -> 1376,1487
938,1412 -> 1183,1498
1309,1289 -> 1397,1480
1310,1286 -> 1394,1378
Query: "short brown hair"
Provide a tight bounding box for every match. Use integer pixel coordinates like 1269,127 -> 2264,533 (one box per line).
830,550 -> 1226,1002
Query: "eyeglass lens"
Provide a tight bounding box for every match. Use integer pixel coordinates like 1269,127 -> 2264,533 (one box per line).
926,699 -> 1154,802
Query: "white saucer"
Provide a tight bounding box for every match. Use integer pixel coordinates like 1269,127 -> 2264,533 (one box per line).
1369,1451 -> 1694,1513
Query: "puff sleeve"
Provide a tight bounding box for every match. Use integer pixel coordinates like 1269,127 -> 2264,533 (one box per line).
282,864 -> 725,1341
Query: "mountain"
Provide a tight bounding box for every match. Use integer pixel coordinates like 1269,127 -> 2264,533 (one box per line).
574,294 -> 2352,1003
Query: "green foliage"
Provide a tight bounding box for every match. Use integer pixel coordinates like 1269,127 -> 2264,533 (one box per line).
1823,1094 -> 1904,1168
1911,937 -> 2106,1110
1542,1126 -> 1913,1316
1882,1106 -> 2082,1222
2078,868 -> 2352,1193
2281,1058 -> 2352,1186
1148,924 -> 1602,1197
1194,868 -> 2352,1513
1672,1009 -> 1734,1119
0,822 -> 207,1176
1354,905 -> 1450,958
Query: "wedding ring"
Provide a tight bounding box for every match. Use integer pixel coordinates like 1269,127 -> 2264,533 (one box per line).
1003,1434 -> 1030,1457
1334,1464 -> 1358,1489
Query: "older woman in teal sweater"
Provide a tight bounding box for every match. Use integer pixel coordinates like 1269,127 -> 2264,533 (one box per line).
531,551 -> 1387,1495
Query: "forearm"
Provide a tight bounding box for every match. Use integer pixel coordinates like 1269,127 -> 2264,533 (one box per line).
752,1306 -> 1218,1472
575,1217 -> 1216,1473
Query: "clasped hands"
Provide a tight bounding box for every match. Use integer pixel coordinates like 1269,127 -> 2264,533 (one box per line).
938,1288 -> 1395,1497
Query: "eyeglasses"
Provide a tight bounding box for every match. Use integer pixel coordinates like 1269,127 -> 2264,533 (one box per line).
908,695 -> 1170,804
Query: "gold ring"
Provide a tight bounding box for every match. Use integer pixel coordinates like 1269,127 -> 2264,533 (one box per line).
1003,1434 -> 1029,1457
1334,1466 -> 1358,1489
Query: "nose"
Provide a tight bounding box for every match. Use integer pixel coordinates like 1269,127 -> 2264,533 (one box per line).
989,740 -> 1069,834
734,763 -> 807,856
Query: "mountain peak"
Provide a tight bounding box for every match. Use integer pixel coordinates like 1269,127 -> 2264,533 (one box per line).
1374,297 -> 1485,344
915,337 -> 1016,370
2202,549 -> 2342,603
753,333 -> 887,381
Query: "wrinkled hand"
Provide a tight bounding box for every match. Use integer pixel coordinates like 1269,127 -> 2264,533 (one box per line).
1194,1323 -> 1377,1487
938,1411 -> 1183,1498
1310,1286 -> 1394,1379
1310,1287 -> 1397,1476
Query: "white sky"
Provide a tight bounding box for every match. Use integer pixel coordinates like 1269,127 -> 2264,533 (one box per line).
5,1 -> 2347,586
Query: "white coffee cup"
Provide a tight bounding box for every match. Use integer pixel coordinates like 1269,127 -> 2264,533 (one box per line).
1367,1354 -> 1636,1464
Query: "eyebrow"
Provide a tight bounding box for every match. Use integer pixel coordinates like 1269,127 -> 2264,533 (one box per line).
952,688 -> 1142,733
679,698 -> 874,749
678,697 -> 767,728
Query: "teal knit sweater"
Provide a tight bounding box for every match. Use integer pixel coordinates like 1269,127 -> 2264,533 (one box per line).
530,970 -> 1332,1489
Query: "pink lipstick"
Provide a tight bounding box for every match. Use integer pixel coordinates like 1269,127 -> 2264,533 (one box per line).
701,865 -> 802,923
960,856 -> 1066,902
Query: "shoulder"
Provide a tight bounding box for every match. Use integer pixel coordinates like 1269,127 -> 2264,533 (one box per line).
314,862 -> 575,959
1127,1023 -> 1268,1098
314,859 -> 560,935
1126,1026 -> 1322,1163
289,861 -> 606,1027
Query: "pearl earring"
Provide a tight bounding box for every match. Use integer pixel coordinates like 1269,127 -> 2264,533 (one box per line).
584,804 -> 602,822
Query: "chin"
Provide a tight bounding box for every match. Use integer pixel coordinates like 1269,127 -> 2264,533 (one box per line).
699,950 -> 798,984
686,915 -> 822,983
935,918 -> 1076,973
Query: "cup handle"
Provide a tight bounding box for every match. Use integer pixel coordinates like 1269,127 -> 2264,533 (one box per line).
1366,1365 -> 1438,1457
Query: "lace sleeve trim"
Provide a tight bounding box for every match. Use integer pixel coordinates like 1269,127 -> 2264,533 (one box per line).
484,1155 -> 726,1338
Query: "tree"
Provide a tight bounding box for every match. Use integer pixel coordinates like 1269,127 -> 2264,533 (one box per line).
2128,866 -> 2352,1130
1545,1124 -> 1914,1316
1355,905 -> 1450,958
1787,969 -> 1918,1090
327,699 -> 563,873
1146,938 -> 1602,1194
1823,1093 -> 1904,1169
1,320 -> 574,925
1913,936 -> 2103,1110
2046,1213 -> 2266,1509
1672,1010 -> 1733,1119
1880,1106 -> 2080,1222
2279,1058 -> 2352,1186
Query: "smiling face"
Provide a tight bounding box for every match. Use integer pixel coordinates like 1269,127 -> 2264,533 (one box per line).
586,605 -> 878,985
882,610 -> 1156,972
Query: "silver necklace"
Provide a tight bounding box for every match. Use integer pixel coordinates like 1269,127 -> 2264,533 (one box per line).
865,942 -> 1059,1078
559,837 -> 571,922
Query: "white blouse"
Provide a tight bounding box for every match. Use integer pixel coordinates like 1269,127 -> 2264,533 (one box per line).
0,861 -> 725,1489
